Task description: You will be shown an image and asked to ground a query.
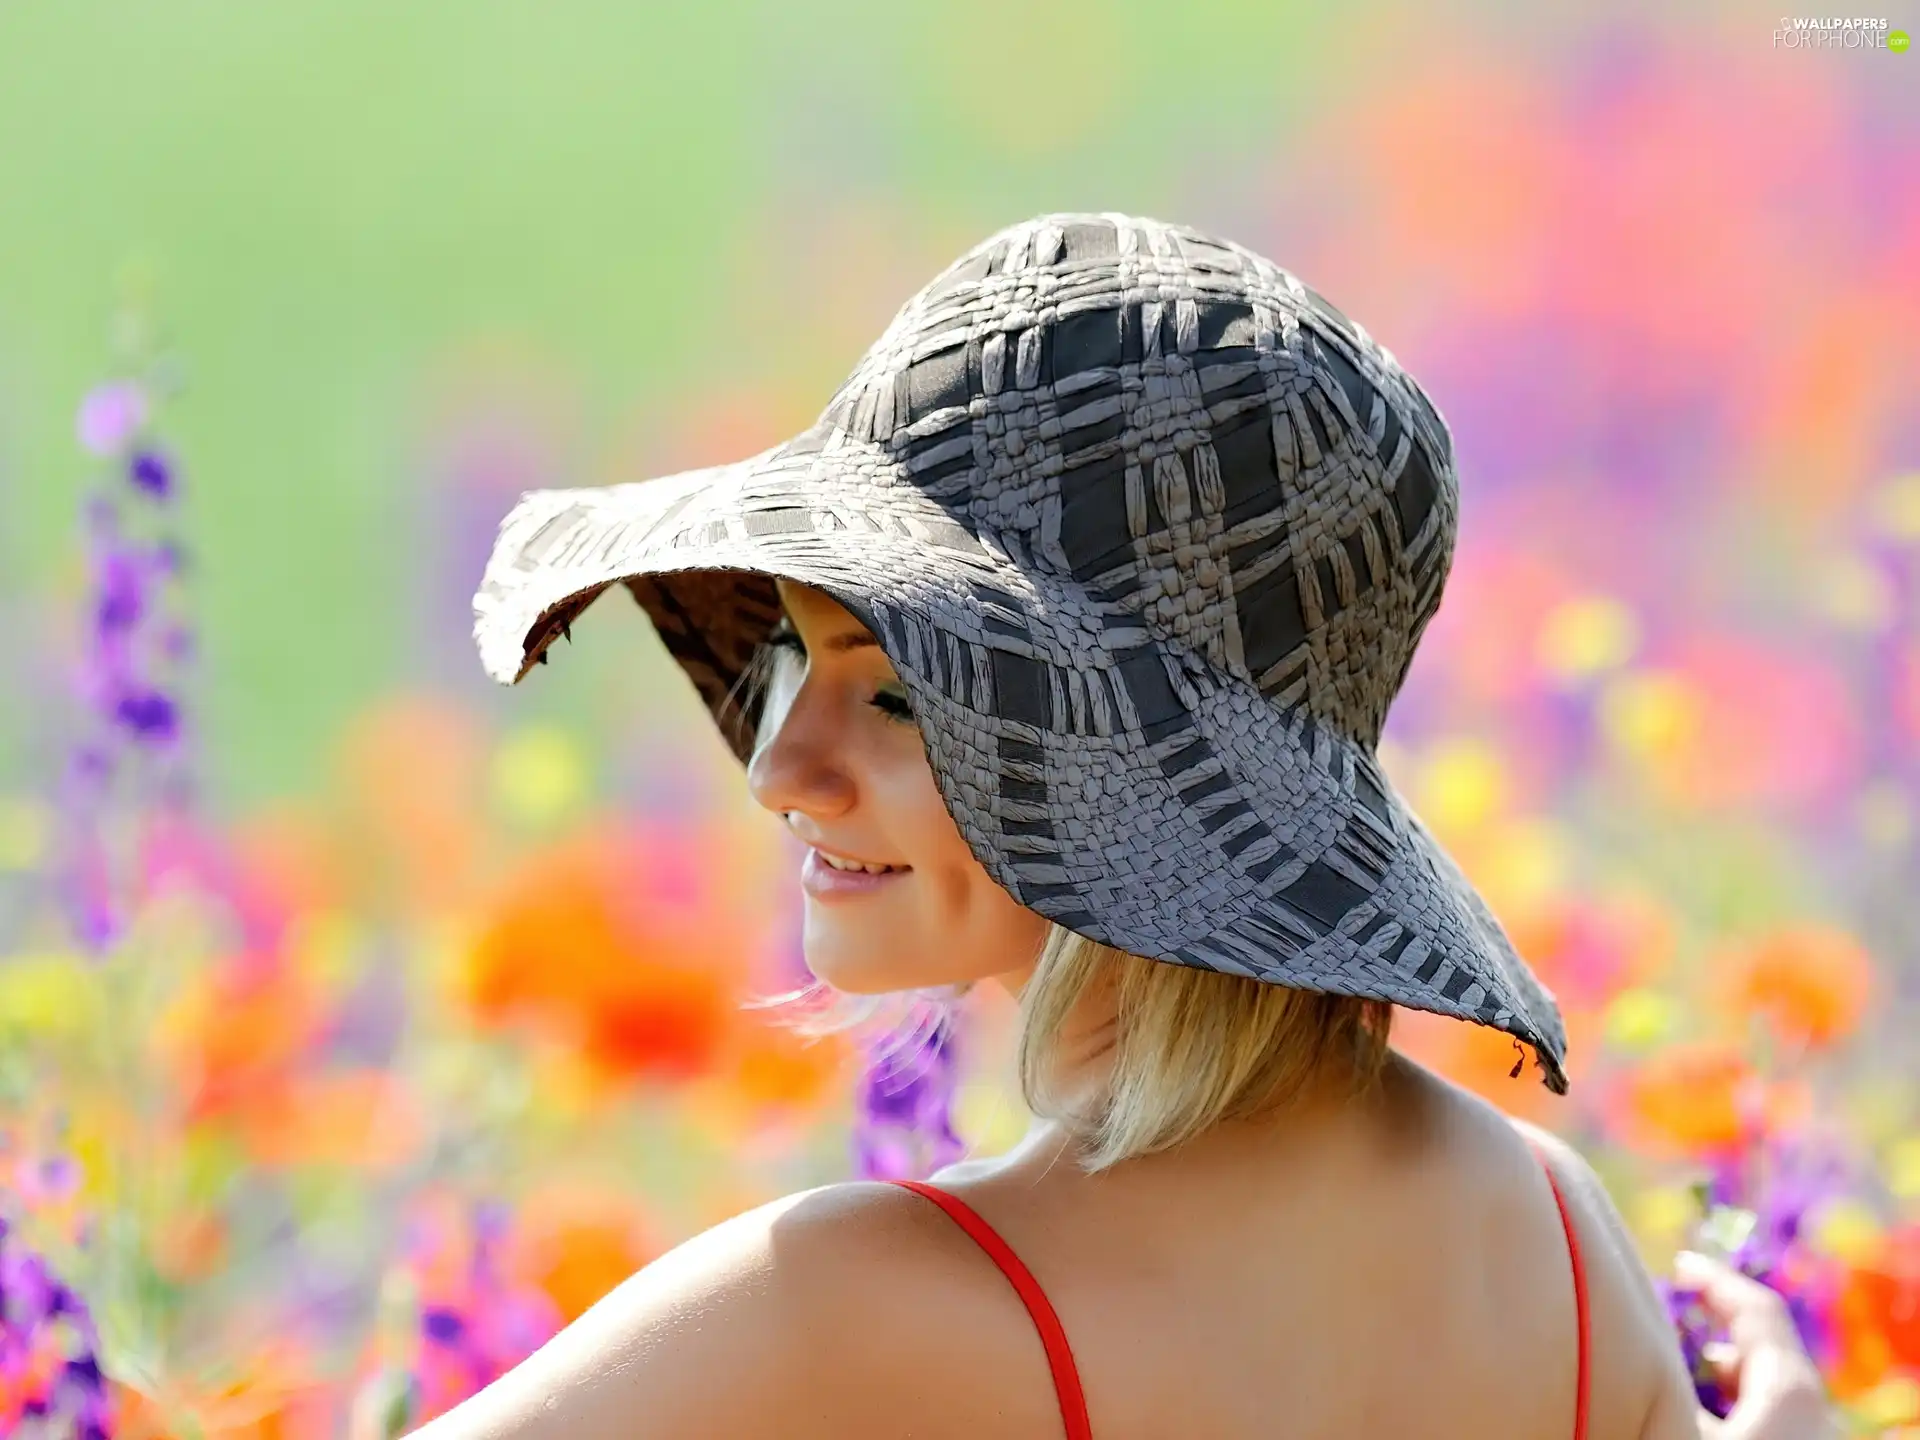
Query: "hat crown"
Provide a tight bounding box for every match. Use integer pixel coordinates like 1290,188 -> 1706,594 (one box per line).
814,212 -> 1459,751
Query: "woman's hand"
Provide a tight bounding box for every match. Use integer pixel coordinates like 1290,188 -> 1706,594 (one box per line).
1675,1250 -> 1840,1439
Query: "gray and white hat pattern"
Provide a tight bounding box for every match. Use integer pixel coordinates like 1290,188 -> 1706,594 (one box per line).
474,212 -> 1570,1093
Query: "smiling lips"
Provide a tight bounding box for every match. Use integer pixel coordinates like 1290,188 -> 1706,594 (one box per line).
801,846 -> 910,900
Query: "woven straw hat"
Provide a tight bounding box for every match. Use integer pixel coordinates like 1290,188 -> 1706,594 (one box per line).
473,211 -> 1569,1093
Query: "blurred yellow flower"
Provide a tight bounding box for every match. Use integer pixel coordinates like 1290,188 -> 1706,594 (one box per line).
1598,670 -> 1704,764
0,797 -> 47,871
1810,1198 -> 1884,1266
1536,594 -> 1639,682
1869,472 -> 1920,542
1845,1081 -> 1913,1149
0,954 -> 103,1040
1886,1137 -> 1920,1201
492,724 -> 588,827
1809,551 -> 1895,630
1480,817 -> 1571,914
287,910 -> 363,990
1421,739 -> 1507,834
1603,987 -> 1678,1052
954,1079 -> 1030,1159
1855,1376 -> 1920,1428
1631,1185 -> 1699,1253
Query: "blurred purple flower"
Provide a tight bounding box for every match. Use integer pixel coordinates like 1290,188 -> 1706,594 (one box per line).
1658,1132 -> 1858,1418
0,1214 -> 114,1437
854,1005 -> 965,1181
421,1308 -> 466,1345
1660,1279 -> 1724,1412
13,1156 -> 83,1207
128,447 -> 175,500
113,688 -> 180,746
94,551 -> 148,637
60,346 -> 197,955
62,830 -> 122,954
388,1198 -> 565,1419
75,381 -> 148,455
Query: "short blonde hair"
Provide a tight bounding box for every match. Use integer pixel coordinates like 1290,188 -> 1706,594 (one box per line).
1016,924 -> 1393,1172
756,923 -> 1394,1174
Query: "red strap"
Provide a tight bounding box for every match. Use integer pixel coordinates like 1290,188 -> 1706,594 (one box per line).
890,1179 -> 1093,1440
896,1151 -> 1588,1440
1525,1140 -> 1592,1440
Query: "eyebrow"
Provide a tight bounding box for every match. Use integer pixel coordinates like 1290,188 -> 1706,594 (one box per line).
820,632 -> 880,654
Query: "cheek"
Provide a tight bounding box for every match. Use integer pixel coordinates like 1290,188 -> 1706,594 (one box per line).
893,766 -> 979,880
912,803 -> 1049,965
875,749 -> 1048,969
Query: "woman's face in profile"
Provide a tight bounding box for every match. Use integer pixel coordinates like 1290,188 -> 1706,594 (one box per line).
746,579 -> 1049,995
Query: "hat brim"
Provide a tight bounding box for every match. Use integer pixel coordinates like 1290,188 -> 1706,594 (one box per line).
474,426 -> 1570,1093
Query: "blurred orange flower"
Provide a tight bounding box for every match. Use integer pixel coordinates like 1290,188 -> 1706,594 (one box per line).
157,956 -> 325,1122
232,1068 -> 425,1170
1708,923 -> 1876,1050
1830,1223 -> 1920,1394
460,824 -> 754,1087
1618,1040 -> 1759,1156
110,1336 -> 333,1440
722,1010 -> 851,1114
504,1183 -> 660,1322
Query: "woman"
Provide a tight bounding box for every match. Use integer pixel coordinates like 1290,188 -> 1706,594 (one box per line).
436,214 -> 1838,1437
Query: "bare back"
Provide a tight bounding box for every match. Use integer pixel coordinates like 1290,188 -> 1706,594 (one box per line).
879,1054 -> 1694,1439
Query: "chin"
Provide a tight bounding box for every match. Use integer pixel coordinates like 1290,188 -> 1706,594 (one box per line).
800,943 -> 936,996
799,917 -> 959,996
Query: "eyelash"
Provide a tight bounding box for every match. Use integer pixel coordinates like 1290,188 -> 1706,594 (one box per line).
765,630 -> 915,724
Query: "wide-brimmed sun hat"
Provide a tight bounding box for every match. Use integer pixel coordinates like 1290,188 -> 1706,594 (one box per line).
473,211 -> 1569,1093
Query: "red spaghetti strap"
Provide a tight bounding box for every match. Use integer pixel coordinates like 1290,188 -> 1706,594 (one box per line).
890,1179 -> 1093,1440
1524,1141 -> 1592,1440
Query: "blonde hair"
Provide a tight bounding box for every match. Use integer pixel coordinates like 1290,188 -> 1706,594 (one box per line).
1014,925 -> 1393,1172
752,923 -> 1393,1175
732,621 -> 1394,1172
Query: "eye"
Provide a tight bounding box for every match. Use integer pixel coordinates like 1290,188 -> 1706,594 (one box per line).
766,618 -> 804,654
869,686 -> 916,724
765,617 -> 914,725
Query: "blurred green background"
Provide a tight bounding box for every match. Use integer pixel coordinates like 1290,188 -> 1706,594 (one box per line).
0,0 -> 1430,803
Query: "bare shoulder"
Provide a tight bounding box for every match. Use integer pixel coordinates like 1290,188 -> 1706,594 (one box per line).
1504,1115 -> 1701,1438
1505,1117 -> 1666,1326
407,1180 -> 986,1440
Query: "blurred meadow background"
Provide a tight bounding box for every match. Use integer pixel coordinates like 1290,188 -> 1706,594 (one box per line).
2,1 -> 1919,1433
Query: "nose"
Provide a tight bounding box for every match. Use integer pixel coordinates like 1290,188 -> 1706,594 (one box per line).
745,679 -> 857,825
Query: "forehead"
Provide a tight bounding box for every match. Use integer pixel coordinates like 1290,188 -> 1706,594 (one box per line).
774,578 -> 867,631
766,581 -> 890,674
